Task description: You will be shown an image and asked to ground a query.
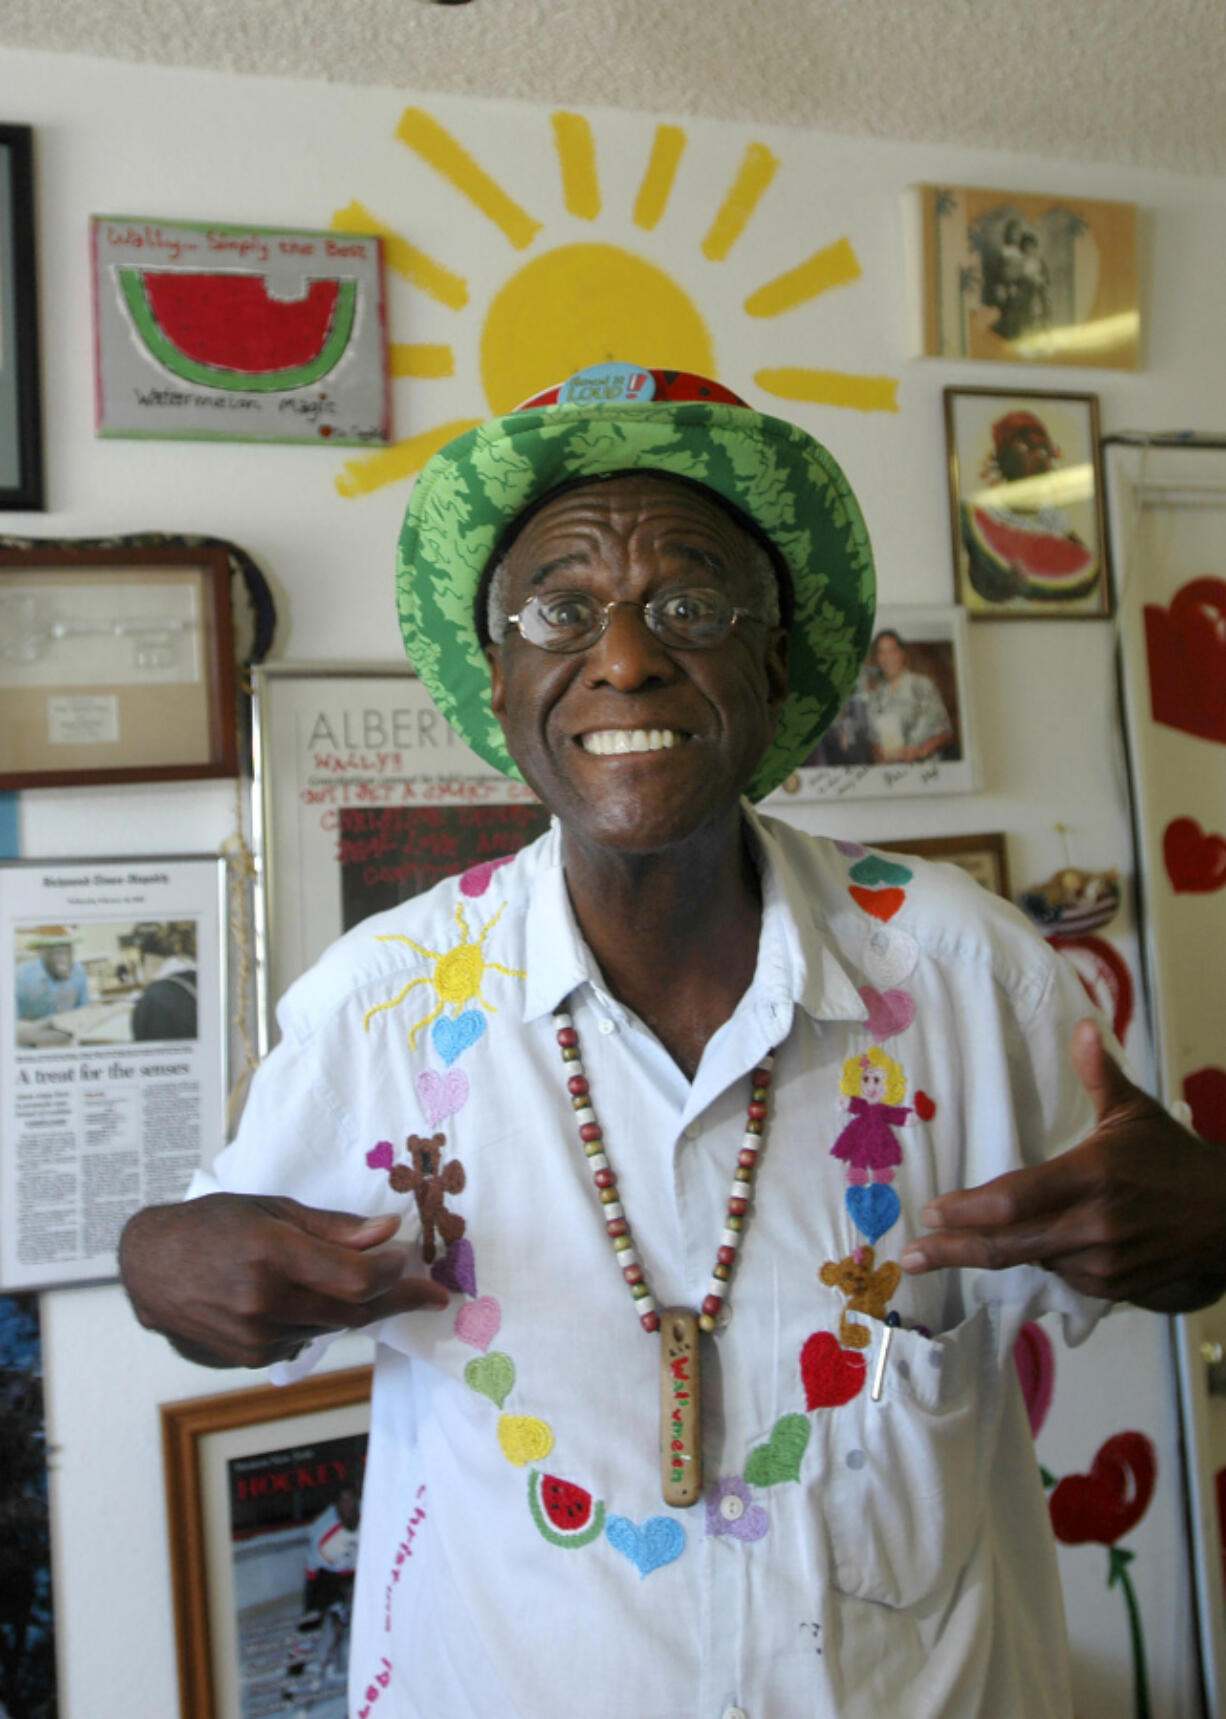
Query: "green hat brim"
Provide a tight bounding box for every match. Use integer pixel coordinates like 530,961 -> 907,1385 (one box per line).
396,399 -> 875,802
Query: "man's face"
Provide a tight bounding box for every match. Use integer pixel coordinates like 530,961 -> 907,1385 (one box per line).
337,1488 -> 359,1530
483,474 -> 789,857
39,944 -> 74,980
874,635 -> 906,682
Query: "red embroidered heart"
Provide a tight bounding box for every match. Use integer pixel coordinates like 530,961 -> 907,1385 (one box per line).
849,885 -> 905,922
914,1090 -> 936,1121
1163,816 -> 1226,894
1183,1066 -> 1226,1144
800,1330 -> 867,1409
1048,1431 -> 1156,1546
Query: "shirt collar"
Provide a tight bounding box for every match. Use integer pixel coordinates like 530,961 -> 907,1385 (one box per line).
521,805 -> 867,1027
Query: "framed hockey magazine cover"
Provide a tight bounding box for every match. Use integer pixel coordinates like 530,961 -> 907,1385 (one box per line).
162,1365 -> 373,1719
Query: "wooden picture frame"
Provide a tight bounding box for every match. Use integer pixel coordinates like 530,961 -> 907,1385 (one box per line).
0,124 -> 44,510
162,1365 -> 372,1719
0,542 -> 238,787
874,831 -> 1011,899
944,386 -> 1110,619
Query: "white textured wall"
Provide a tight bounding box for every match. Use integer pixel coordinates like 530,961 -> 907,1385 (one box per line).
0,45 -> 1222,1718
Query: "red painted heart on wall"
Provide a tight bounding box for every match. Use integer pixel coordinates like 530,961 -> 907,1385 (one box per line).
1163,816 -> 1226,894
800,1330 -> 866,1409
1049,1431 -> 1156,1546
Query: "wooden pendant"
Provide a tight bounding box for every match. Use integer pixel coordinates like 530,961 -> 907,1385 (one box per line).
659,1307 -> 702,1507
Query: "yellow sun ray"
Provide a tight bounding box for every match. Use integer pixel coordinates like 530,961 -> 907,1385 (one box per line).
336,418 -> 483,498
744,238 -> 861,318
332,199 -> 468,309
396,107 -> 542,250
552,111 -> 601,220
389,343 -> 455,379
755,367 -> 899,413
362,903 -> 525,1049
701,143 -> 779,261
633,124 -> 687,231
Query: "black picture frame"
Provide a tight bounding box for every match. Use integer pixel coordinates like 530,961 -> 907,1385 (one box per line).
0,125 -> 42,508
0,124 -> 44,512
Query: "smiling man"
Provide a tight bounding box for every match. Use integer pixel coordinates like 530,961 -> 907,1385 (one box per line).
121,366 -> 1225,1719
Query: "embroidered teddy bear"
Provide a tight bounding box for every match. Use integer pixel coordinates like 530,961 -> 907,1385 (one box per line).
389,1131 -> 467,1263
818,1244 -> 900,1350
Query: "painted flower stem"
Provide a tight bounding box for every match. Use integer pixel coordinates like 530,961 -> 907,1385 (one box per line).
1107,1546 -> 1150,1719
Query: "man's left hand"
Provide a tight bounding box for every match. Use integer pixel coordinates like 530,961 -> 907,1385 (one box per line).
900,1019 -> 1226,1312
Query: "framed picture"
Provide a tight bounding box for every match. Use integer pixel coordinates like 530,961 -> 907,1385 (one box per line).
0,542 -> 239,788
875,832 -> 1011,898
253,662 -> 547,1046
767,605 -> 977,804
0,853 -> 228,1290
945,387 -> 1109,620
91,215 -> 389,444
911,183 -> 1138,369
162,1365 -> 372,1719
0,125 -> 44,510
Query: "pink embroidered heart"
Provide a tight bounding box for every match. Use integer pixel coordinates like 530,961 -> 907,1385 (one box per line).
914,1090 -> 936,1121
454,1295 -> 501,1352
1012,1320 -> 1055,1438
365,1140 -> 395,1171
459,855 -> 515,898
416,1067 -> 469,1128
800,1330 -> 866,1409
858,985 -> 914,1040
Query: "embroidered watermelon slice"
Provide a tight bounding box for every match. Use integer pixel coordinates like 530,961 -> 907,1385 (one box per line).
118,267 -> 357,393
527,1471 -> 605,1548
962,503 -> 1099,604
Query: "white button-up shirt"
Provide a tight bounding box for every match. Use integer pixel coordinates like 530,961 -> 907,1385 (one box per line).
201,808 -> 1105,1718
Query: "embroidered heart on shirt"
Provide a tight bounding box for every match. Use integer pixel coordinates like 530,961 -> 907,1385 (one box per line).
604,1513 -> 687,1577
1048,1431 -> 1156,1546
845,1183 -> 901,1245
497,1413 -> 553,1466
849,885 -> 906,922
459,855 -> 516,898
705,1476 -> 770,1542
431,1237 -> 477,1297
835,839 -> 866,858
432,1009 -> 486,1066
1012,1321 -> 1055,1440
801,1331 -> 867,1409
464,1350 -> 515,1409
862,923 -> 919,989
858,985 -> 915,1039
454,1295 -> 501,1351
743,1412 -> 811,1486
365,1140 -> 395,1171
849,854 -> 913,889
416,1067 -> 470,1128
914,1089 -> 936,1121
1162,815 -> 1226,894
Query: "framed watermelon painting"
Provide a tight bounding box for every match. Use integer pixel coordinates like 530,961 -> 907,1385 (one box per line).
944,386 -> 1110,620
91,215 -> 389,445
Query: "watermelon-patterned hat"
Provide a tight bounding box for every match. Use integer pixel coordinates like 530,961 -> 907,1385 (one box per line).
396,363 -> 876,802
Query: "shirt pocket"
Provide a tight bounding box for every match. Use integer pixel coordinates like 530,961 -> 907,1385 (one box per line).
819,1302 -> 1004,1609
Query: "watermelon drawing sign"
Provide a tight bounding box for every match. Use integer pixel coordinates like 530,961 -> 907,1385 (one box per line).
944,387 -> 1109,619
91,216 -> 390,444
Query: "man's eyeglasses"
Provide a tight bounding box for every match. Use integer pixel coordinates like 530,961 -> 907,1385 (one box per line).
503,587 -> 765,654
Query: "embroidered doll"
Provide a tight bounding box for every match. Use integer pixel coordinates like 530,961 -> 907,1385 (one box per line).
831,1046 -> 912,1184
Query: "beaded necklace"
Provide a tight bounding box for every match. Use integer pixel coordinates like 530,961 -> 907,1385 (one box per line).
553,1008 -> 774,1507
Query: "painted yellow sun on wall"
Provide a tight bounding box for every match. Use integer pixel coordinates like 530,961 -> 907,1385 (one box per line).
330,107 -> 899,499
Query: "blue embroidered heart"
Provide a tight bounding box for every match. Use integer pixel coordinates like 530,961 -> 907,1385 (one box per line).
431,1009 -> 485,1066
605,1513 -> 686,1577
849,853 -> 913,888
845,1183 -> 901,1245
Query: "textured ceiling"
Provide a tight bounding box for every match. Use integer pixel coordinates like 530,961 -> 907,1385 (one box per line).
3,0 -> 1225,177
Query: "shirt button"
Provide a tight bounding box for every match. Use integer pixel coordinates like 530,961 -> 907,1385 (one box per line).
684,1121 -> 700,1139
598,1017 -> 616,1035
719,1493 -> 745,1521
722,1708 -> 748,1719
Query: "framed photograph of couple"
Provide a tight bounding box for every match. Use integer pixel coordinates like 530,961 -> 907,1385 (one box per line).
162,1365 -> 373,1719
769,605 -> 976,803
0,123 -> 43,510
944,387 -> 1109,620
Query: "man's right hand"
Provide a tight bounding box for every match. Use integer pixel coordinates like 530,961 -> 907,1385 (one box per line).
118,1193 -> 451,1369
